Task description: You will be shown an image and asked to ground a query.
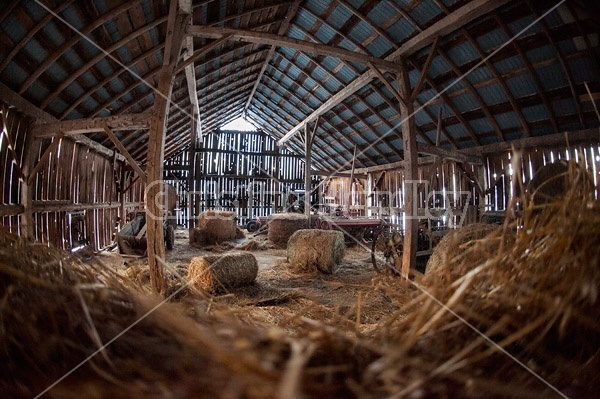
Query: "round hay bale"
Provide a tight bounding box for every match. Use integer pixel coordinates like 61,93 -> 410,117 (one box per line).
187,252 -> 258,293
197,210 -> 237,244
268,213 -> 308,248
287,229 -> 345,274
425,223 -> 498,275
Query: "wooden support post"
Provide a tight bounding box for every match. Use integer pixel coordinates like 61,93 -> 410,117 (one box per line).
119,168 -> 126,229
436,107 -> 443,147
398,59 -> 418,280
346,145 -> 357,215
187,110 -> 198,228
304,123 -> 311,217
146,1 -> 188,296
273,145 -> 280,214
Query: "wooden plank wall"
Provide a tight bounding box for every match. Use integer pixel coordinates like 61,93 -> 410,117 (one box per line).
362,160 -> 479,231
483,143 -> 600,211
0,100 -> 145,251
0,102 -> 29,234
176,129 -> 313,227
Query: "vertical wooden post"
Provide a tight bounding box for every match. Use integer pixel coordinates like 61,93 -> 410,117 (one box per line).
304,123 -> 312,218
272,145 -> 280,213
119,168 -> 126,229
146,2 -> 188,296
346,144 -> 357,215
187,110 -> 197,228
398,58 -> 418,280
20,119 -> 40,240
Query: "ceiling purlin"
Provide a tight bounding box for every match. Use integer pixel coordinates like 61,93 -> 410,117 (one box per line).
41,16 -> 168,110
261,70 -> 380,168
407,58 -> 482,146
528,0 -> 586,129
335,0 -> 399,50
244,0 -> 303,113
60,44 -> 166,119
0,0 -> 77,74
460,27 -> 532,138
286,21 -> 399,160
18,0 -> 139,95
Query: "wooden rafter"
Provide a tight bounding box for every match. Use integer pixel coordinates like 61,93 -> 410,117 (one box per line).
187,26 -> 399,71
274,45 -> 396,161
528,0 -> 586,129
59,45 -> 166,119
0,0 -> 77,74
40,17 -> 168,110
406,58 -> 482,146
461,28 -> 531,137
436,47 -> 506,141
264,53 -> 391,163
279,0 -> 511,144
335,0 -> 398,50
18,1 -> 138,94
244,0 -> 302,113
31,112 -> 151,137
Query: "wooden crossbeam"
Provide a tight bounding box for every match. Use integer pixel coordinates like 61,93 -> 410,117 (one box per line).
0,204 -> 24,217
416,142 -> 482,164
460,128 -> 600,155
31,112 -> 151,137
187,25 -> 399,71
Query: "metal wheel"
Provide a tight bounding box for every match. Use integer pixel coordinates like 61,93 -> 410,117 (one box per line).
246,220 -> 259,232
371,226 -> 403,273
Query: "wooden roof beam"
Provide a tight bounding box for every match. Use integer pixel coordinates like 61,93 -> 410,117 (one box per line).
31,112 -> 151,137
187,26 -> 400,71
244,0 -> 302,113
279,0 -> 511,145
18,1 -> 139,94
0,82 -> 125,161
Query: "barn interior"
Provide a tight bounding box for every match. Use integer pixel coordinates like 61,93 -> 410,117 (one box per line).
1,0 -> 599,398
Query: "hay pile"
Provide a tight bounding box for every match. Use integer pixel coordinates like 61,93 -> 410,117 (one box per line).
287,229 -> 345,274
191,210 -> 237,245
188,252 -> 258,293
425,223 -> 498,274
268,213 -> 308,247
365,162 -> 600,398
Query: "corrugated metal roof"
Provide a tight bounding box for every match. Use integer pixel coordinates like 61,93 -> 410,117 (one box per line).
0,0 -> 596,169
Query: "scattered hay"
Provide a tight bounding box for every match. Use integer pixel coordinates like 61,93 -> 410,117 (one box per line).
188,252 -> 259,293
238,239 -> 266,251
268,213 -> 308,248
425,223 -> 498,275
0,161 -> 597,399
287,229 -> 345,274
235,226 -> 246,239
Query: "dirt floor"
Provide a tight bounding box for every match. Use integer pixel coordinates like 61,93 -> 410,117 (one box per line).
96,226 -> 409,336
